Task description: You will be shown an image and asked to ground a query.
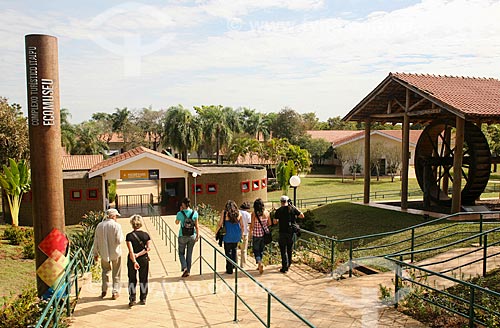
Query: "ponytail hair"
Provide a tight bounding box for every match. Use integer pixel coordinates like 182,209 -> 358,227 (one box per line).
253,198 -> 265,217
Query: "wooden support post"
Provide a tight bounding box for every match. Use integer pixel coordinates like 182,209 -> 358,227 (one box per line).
401,89 -> 410,210
452,117 -> 465,213
364,120 -> 371,204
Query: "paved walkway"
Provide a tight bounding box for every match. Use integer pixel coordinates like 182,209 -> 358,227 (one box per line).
70,215 -> 429,327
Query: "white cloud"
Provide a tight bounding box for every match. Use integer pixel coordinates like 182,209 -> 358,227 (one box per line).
1,0 -> 500,123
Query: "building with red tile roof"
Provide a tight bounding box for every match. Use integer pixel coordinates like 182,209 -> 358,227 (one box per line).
343,72 -> 500,212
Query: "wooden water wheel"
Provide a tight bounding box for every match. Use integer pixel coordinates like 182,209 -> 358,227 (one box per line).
415,120 -> 491,206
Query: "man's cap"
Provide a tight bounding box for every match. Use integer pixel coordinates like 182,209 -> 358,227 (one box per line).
280,195 -> 289,202
107,208 -> 121,217
240,202 -> 251,210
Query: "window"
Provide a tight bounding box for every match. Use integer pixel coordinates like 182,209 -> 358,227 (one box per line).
192,184 -> 203,194
70,189 -> 82,201
261,178 -> 267,189
207,183 -> 218,194
87,189 -> 99,200
241,181 -> 250,192
252,180 -> 260,190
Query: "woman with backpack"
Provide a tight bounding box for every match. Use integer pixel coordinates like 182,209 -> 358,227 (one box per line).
217,200 -> 243,274
249,198 -> 271,274
175,197 -> 199,277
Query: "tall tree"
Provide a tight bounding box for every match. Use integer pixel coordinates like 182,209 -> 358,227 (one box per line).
136,106 -> 165,151
72,121 -> 109,155
163,105 -> 201,161
302,112 -> 320,130
272,107 -> 306,144
0,98 -> 29,166
90,112 -> 114,146
60,108 -> 76,154
195,105 -> 240,164
111,107 -> 131,133
325,116 -> 357,130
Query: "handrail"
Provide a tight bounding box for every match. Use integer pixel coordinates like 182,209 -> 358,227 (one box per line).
293,211 -> 500,277
197,236 -> 315,327
148,212 -> 314,327
148,204 -> 177,261
386,227 -> 500,327
269,188 -> 422,208
35,246 -> 95,328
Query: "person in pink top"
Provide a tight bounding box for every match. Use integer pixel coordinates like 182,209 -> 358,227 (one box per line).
249,198 -> 271,274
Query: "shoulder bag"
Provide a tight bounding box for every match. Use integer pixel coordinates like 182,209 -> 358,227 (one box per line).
256,214 -> 272,244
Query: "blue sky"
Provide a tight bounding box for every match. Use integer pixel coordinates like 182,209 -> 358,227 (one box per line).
1,0 -> 499,123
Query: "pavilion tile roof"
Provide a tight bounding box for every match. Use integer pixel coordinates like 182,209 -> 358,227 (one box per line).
344,72 -> 500,123
392,73 -> 500,117
62,154 -> 103,171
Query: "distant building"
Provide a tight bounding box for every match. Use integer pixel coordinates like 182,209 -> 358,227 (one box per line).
307,129 -> 422,176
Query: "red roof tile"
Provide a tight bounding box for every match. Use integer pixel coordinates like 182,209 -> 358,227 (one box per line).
392,73 -> 500,117
89,146 -> 195,173
62,155 -> 103,171
308,130 -> 423,146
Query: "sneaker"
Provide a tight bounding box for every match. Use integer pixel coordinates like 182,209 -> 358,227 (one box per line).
258,263 -> 264,274
112,293 -> 119,300
139,300 -> 146,305
280,268 -> 288,273
128,301 -> 136,307
100,291 -> 107,298
181,269 -> 189,277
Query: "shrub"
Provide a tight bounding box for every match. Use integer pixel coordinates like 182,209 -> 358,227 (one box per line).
22,238 -> 35,259
3,226 -> 33,245
69,211 -> 104,269
0,288 -> 42,328
196,203 -> 220,232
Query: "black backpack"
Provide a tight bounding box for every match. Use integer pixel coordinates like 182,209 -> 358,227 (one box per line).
181,210 -> 196,236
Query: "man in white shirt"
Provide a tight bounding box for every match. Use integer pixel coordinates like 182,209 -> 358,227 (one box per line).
239,202 -> 251,268
93,208 -> 124,299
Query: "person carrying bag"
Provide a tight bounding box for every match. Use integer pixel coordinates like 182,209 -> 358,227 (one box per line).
249,198 -> 271,274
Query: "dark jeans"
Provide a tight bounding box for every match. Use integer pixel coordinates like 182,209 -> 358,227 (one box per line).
127,255 -> 149,302
224,242 -> 238,273
278,232 -> 294,270
252,237 -> 265,263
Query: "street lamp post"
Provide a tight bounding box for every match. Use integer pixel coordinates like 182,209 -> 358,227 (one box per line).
192,172 -> 198,210
289,175 -> 301,207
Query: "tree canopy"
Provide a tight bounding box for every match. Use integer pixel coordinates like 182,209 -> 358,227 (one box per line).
0,98 -> 29,166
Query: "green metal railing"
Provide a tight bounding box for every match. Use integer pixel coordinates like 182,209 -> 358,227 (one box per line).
290,211 -> 500,277
35,246 -> 95,328
269,188 -> 423,208
148,204 -> 177,261
387,226 -> 500,327
148,210 -> 314,327
197,237 -> 315,327
334,211 -> 500,277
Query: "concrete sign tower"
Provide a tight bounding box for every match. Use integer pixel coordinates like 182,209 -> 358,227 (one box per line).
25,34 -> 66,297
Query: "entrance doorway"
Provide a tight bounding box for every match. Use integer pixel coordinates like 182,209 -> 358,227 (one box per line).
160,178 -> 186,214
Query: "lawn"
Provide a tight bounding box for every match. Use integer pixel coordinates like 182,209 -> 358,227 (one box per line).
267,176 -> 420,203
0,225 -> 36,304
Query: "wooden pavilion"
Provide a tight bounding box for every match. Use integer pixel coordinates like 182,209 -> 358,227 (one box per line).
343,72 -> 500,213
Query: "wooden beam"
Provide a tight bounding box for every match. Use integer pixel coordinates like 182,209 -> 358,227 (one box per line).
452,117 -> 465,213
407,108 -> 442,116
401,89 -> 410,210
364,120 -> 371,204
408,97 -> 427,111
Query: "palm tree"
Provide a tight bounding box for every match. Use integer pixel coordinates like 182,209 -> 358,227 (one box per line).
248,112 -> 271,141
195,105 -> 240,164
72,121 -> 109,155
163,105 -> 201,162
60,108 -> 76,154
